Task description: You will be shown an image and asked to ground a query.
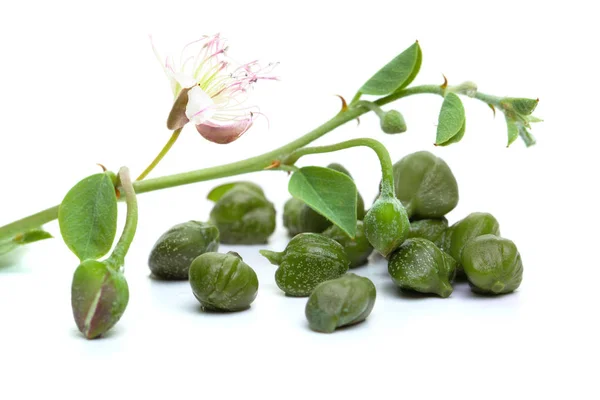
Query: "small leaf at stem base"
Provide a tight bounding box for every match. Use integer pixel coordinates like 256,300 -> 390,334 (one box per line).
0,228 -> 53,257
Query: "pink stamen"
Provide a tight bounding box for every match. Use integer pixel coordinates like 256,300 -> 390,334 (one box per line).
191,104 -> 216,118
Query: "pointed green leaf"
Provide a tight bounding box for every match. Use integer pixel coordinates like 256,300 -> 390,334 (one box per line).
288,167 -> 357,237
59,173 -> 118,261
506,117 -> 519,147
527,115 -> 544,124
207,181 -> 265,202
359,41 -> 422,96
0,228 -> 53,257
502,97 -> 539,115
436,93 -> 466,146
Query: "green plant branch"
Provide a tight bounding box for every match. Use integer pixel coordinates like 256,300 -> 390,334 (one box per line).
0,206 -> 61,239
356,101 -> 386,119
136,128 -> 182,181
473,92 -> 502,107
283,138 -> 395,197
0,83 -> 508,239
106,167 -> 138,270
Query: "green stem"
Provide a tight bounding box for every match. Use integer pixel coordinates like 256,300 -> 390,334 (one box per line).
133,106 -> 366,194
0,83 -> 500,237
474,92 -> 502,107
107,167 -> 138,270
356,101 -> 386,119
374,84 -> 444,105
349,92 -> 362,106
276,165 -> 299,173
0,206 -> 60,238
284,138 -> 395,197
136,128 -> 182,181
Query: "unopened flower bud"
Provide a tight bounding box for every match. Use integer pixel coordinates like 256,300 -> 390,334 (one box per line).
381,110 -> 407,134
71,260 -> 129,339
364,195 -> 410,257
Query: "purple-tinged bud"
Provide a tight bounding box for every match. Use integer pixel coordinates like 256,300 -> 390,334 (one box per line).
71,260 -> 129,339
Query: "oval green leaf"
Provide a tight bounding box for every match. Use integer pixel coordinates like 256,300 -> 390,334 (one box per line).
506,117 -> 519,147
359,41 -> 422,96
288,167 -> 357,237
0,228 -> 53,257
436,92 -> 466,146
59,173 -> 118,261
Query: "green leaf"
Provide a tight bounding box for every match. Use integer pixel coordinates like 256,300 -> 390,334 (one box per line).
288,167 -> 357,237
59,173 -> 118,261
526,115 -> 544,124
359,41 -> 422,96
436,93 -> 466,146
506,117 -> 519,147
502,97 -> 539,116
0,228 -> 53,257
207,181 -> 265,202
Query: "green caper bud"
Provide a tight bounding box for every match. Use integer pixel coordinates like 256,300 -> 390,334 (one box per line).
71,260 -> 129,339
305,273 -> 376,333
283,198 -> 304,236
364,195 -> 410,258
209,184 -> 276,244
462,235 -> 523,295
148,221 -> 220,280
443,212 -> 500,265
206,181 -> 266,200
408,218 -> 448,247
282,198 -> 331,235
260,233 -> 349,297
380,110 -> 407,134
189,252 -> 259,311
388,238 -> 456,298
392,151 -> 459,219
322,221 -> 373,268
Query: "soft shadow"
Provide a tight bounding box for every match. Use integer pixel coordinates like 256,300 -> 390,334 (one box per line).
303,318 -> 369,334
452,270 -> 469,283
0,249 -> 25,271
379,281 -> 437,300
284,292 -> 309,299
183,300 -> 253,316
68,326 -> 123,340
147,273 -> 188,284
469,289 -> 520,300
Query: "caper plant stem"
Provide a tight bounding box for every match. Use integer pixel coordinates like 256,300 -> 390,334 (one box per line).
136,128 -> 182,181
355,101 -> 386,119
106,167 -> 138,271
0,206 -> 61,238
0,83 -> 502,237
474,92 -> 502,107
283,138 -> 396,197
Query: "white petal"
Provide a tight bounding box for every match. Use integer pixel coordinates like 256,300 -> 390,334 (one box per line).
185,86 -> 216,125
170,72 -> 198,89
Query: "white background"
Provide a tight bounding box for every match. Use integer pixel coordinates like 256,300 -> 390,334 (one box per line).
0,0 -> 598,398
